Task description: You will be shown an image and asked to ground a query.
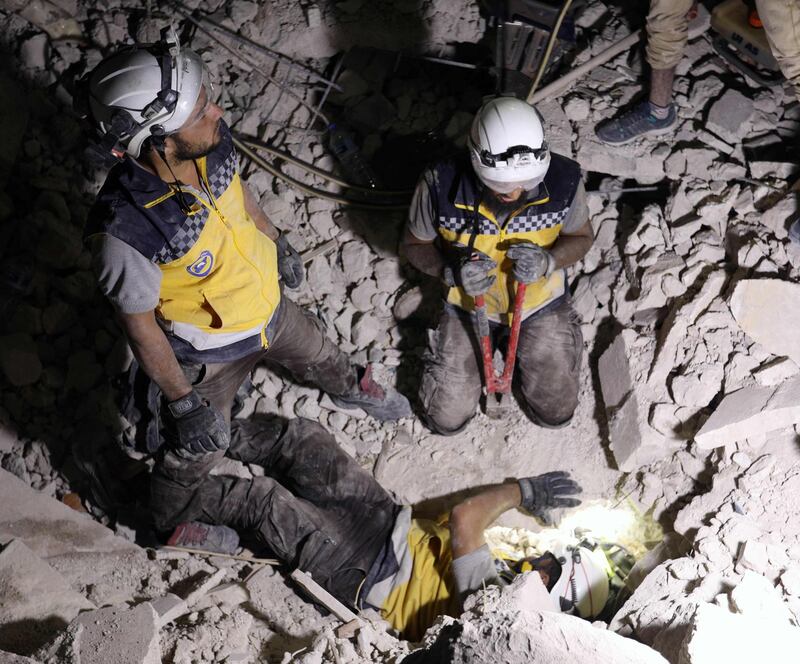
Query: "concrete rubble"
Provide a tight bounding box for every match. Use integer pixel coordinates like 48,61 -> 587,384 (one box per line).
1,0 -> 800,661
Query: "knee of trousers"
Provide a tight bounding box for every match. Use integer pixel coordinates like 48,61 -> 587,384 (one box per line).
418,370 -> 479,435
520,382 -> 579,425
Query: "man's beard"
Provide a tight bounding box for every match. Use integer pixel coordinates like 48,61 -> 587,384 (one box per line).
171,121 -> 222,161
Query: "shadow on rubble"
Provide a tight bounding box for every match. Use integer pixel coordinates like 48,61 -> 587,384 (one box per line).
0,50 -> 151,534
0,616 -> 69,658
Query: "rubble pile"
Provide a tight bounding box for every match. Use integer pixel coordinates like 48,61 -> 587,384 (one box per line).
2,0 -> 800,662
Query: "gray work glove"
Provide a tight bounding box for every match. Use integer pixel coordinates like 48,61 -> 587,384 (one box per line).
167,390 -> 230,460
518,471 -> 582,525
506,242 -> 556,284
443,249 -> 497,296
276,233 -> 304,289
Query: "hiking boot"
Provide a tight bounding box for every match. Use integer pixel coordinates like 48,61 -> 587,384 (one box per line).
166,521 -> 240,555
595,101 -> 678,145
330,365 -> 412,421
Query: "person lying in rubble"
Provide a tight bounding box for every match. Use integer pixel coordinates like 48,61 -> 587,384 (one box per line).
75,31 -> 412,520
164,414 -> 611,642
402,97 -> 594,434
595,0 -> 800,146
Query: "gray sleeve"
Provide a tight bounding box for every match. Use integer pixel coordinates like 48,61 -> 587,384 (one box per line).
89,234 -> 162,314
560,179 -> 589,234
451,545 -> 504,602
406,168 -> 439,241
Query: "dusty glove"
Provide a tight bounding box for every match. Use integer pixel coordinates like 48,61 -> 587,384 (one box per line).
167,390 -> 230,459
518,471 -> 582,525
443,250 -> 497,296
276,233 -> 304,289
506,242 -> 555,284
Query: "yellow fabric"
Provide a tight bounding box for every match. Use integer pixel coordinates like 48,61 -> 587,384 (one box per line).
380,518 -> 462,642
156,161 -> 280,347
439,199 -> 565,321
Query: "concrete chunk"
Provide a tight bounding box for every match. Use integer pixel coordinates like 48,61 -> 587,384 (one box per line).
150,593 -> 188,627
730,279 -> 800,365
598,330 -> 678,471
38,603 -> 160,664
694,376 -> 800,449
706,89 -> 754,144
0,540 -> 94,654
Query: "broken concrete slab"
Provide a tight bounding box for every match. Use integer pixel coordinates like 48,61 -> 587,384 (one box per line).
649,271 -> 727,388
0,539 -> 94,654
598,330 -> 679,472
680,602 -> 800,664
694,375 -> 800,449
706,89 -> 755,145
0,652 -> 44,663
0,468 -> 139,560
730,279 -> 800,365
150,593 -> 188,627
37,603 -> 160,664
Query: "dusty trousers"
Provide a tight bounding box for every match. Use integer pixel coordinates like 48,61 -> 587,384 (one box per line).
418,299 -> 584,435
179,296 -> 358,424
150,417 -> 399,604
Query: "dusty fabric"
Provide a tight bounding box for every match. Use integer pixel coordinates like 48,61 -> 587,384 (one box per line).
419,299 -> 583,434
756,0 -> 800,100
451,544 -> 501,600
645,0 -> 694,70
150,417 -> 398,604
178,297 -> 357,423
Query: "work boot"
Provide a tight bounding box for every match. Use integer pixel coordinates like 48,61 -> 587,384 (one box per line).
595,101 -> 678,145
330,365 -> 412,421
166,521 -> 240,555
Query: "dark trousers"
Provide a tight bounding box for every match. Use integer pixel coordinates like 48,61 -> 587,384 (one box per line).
181,297 -> 357,424
151,417 -> 398,604
419,299 -> 584,434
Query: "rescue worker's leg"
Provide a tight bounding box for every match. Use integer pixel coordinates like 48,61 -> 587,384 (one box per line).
755,0 -> 800,101
418,307 -> 482,435
516,301 -> 583,428
595,0 -> 693,144
264,299 -> 411,420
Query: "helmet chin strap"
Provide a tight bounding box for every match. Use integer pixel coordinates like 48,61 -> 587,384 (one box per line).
155,141 -> 193,215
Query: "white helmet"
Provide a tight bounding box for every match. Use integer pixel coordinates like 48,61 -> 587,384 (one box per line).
549,544 -> 610,619
83,27 -> 205,158
468,97 -> 551,194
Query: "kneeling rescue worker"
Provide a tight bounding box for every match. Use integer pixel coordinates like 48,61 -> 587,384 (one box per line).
403,97 -> 594,434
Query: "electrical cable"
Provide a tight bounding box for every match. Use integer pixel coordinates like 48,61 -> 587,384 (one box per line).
233,138 -> 410,211
527,0 -> 575,100
236,136 -> 413,196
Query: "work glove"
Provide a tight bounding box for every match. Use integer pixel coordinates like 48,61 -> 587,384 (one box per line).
166,390 -> 230,460
518,471 -> 582,525
443,249 -> 497,297
506,242 -> 556,284
276,232 -> 304,289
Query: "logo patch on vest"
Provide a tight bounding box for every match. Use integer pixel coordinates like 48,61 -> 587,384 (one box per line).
187,250 -> 214,277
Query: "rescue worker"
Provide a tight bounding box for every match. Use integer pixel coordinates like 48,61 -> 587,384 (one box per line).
596,0 -> 800,145
402,97 -> 593,434
169,413 -> 602,642
78,32 -> 410,537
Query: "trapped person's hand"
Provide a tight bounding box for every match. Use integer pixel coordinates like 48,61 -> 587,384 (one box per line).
518,471 -> 582,525
167,390 -> 230,460
276,233 -> 304,289
506,242 -> 555,284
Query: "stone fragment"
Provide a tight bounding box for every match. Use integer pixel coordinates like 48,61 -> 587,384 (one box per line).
735,541 -> 769,575
0,333 -> 42,386
753,358 -> 800,387
38,603 -> 161,664
351,313 -> 381,349
193,582 -> 250,611
730,571 -> 794,623
0,539 -> 94,654
150,593 -> 188,627
695,376 -> 800,449
730,279 -> 800,365
706,89 -> 755,144
681,603 -> 800,664
598,330 -> 677,471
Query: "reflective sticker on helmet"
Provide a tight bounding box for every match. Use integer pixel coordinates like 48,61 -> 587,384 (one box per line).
186,250 -> 214,277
